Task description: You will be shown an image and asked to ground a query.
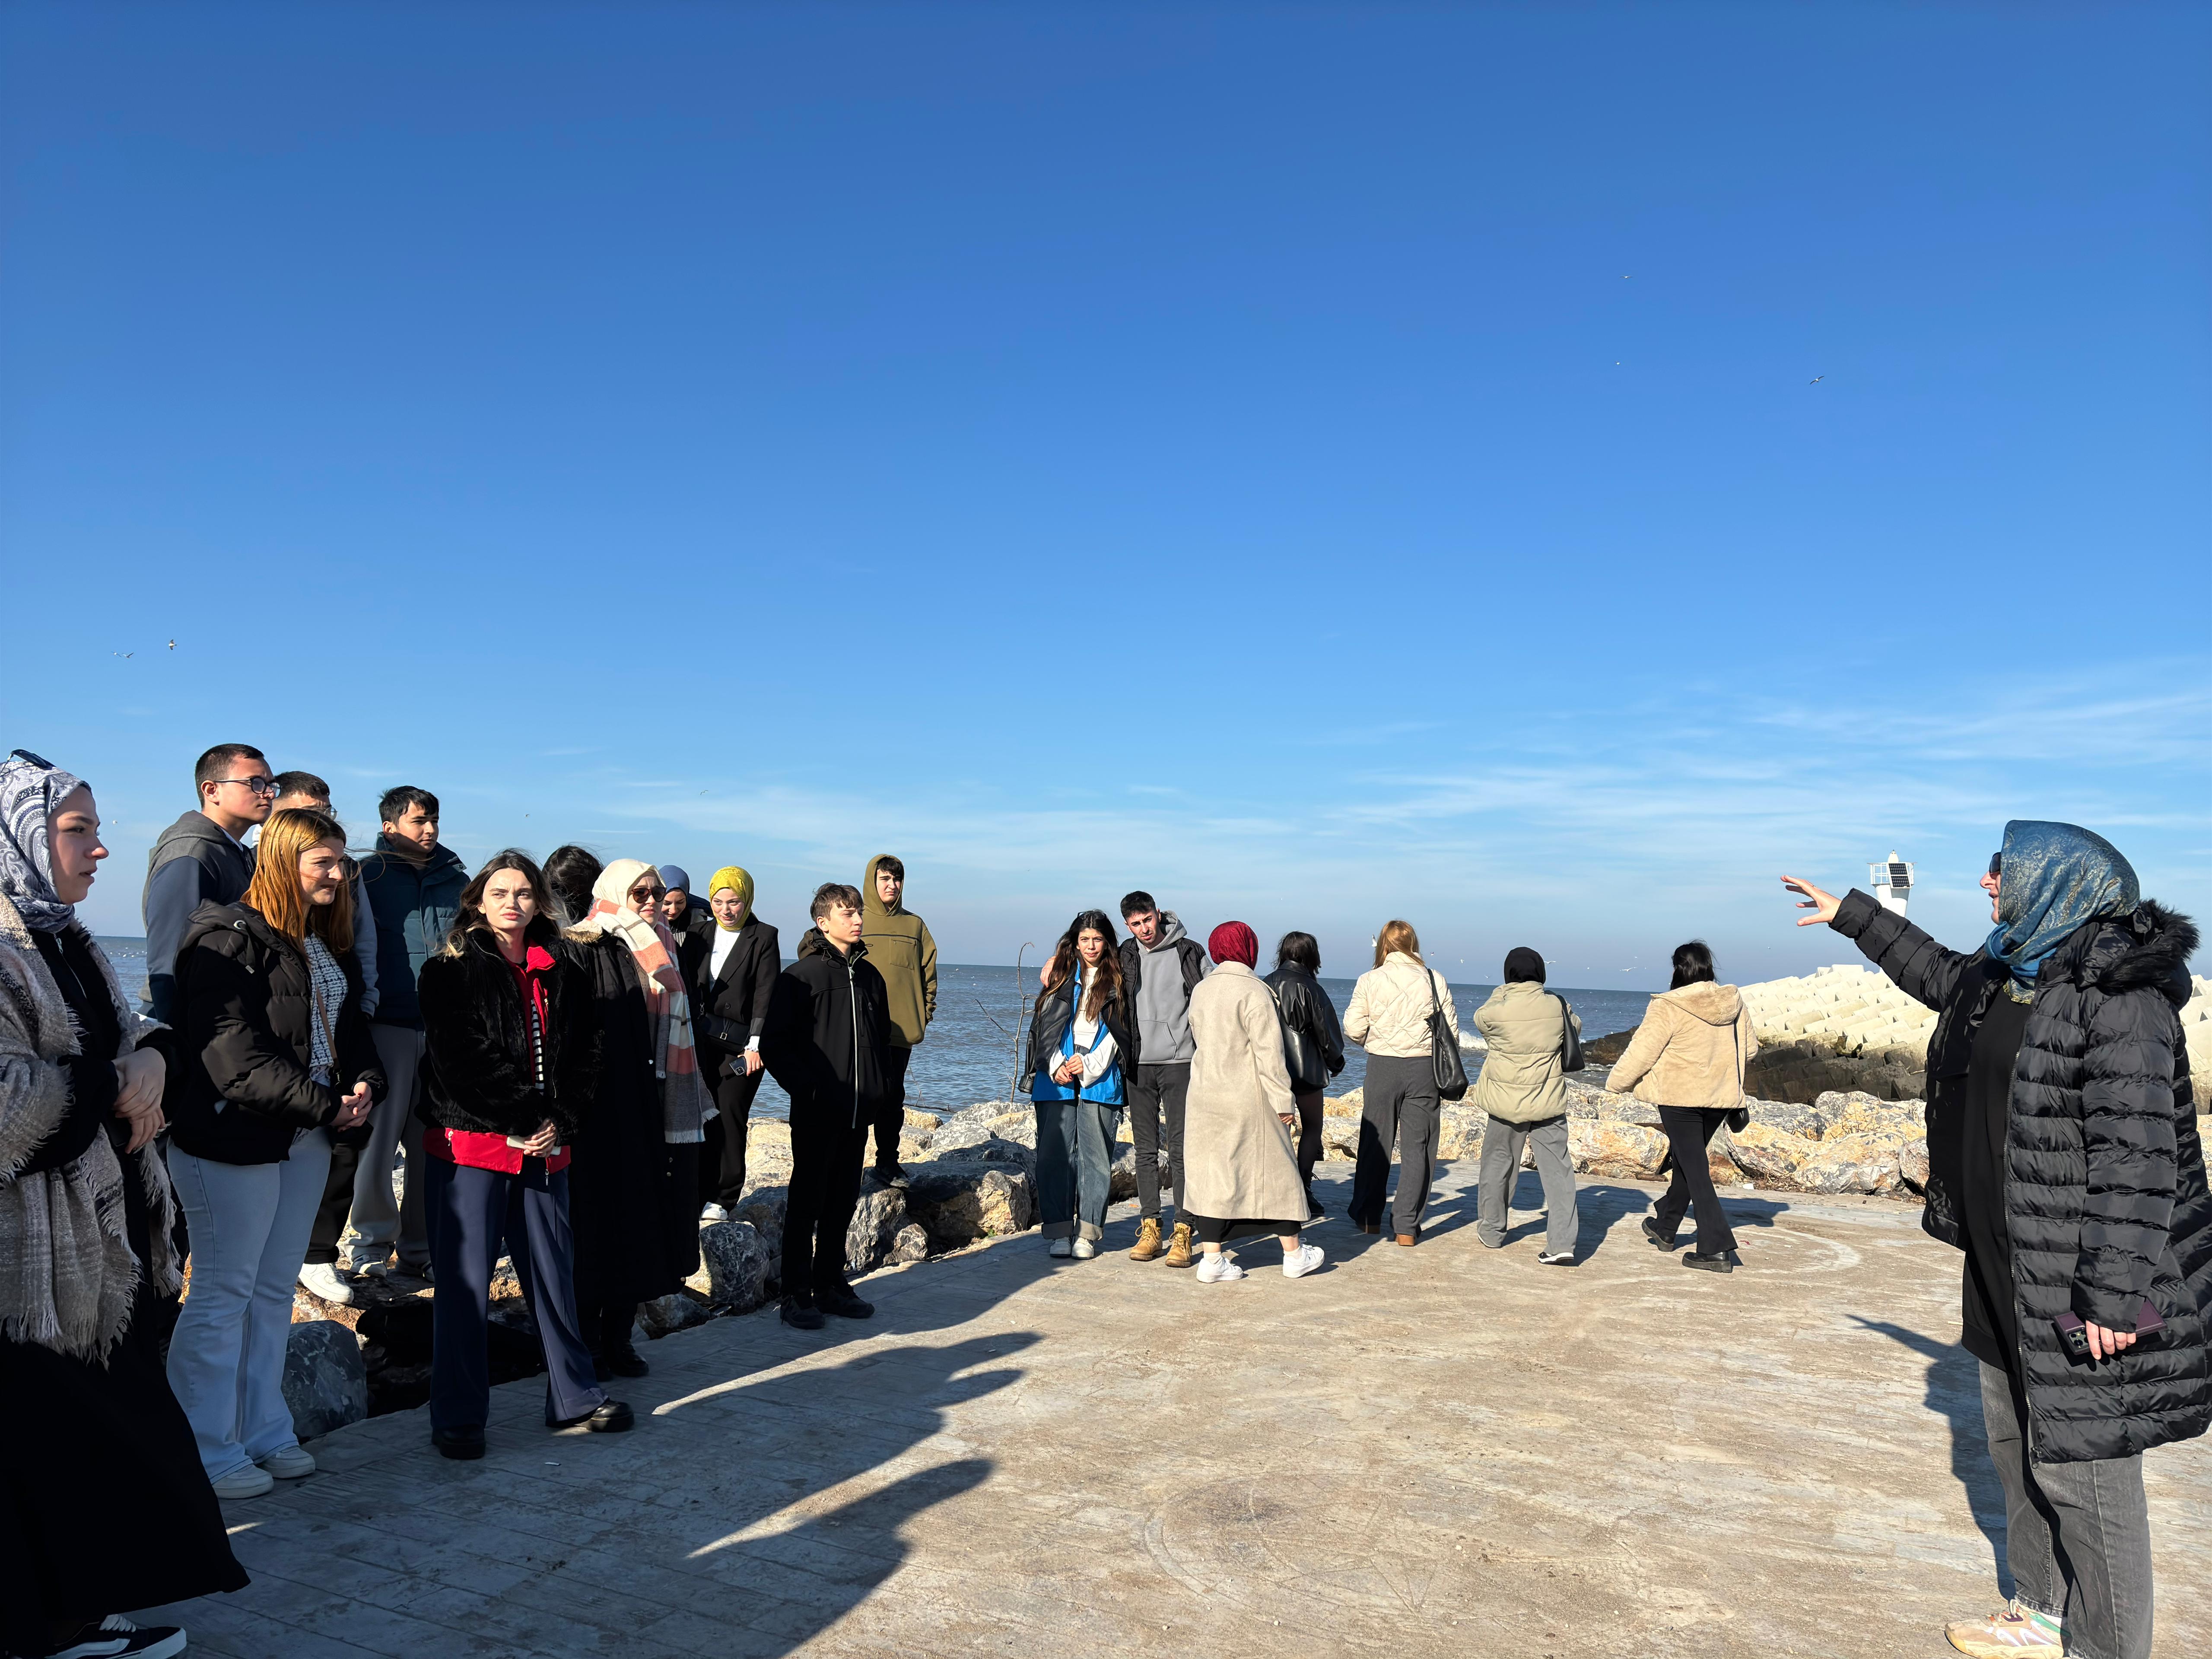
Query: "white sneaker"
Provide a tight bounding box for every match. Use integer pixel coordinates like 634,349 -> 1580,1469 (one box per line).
209,1462 -> 275,1499
1048,1237 -> 1072,1258
259,1442 -> 317,1479
1071,1238 -> 1096,1260
1282,1243 -> 1326,1279
297,1261 -> 354,1305
1195,1252 -> 1245,1283
700,1203 -> 730,1224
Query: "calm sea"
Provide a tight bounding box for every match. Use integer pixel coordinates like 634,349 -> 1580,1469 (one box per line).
97,941 -> 1651,1123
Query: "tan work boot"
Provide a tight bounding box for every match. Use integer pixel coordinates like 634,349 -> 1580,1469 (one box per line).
1164,1222 -> 1195,1268
1129,1217 -> 1163,1262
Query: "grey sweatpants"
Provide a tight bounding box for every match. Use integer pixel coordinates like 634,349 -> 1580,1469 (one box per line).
1474,1114 -> 1579,1255
1979,1362 -> 2152,1659
1350,1054 -> 1439,1237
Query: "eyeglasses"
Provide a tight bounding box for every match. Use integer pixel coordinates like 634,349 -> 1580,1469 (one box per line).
218,775 -> 279,796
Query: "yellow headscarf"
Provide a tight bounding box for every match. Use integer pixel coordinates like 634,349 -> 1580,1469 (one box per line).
708,865 -> 753,929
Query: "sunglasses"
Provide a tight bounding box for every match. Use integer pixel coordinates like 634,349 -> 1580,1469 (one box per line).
628,884 -> 666,904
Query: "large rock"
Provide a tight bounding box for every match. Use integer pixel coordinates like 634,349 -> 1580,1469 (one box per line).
1567,1119 -> 1668,1180
1436,1104 -> 1486,1162
904,1108 -> 944,1135
1813,1091 -> 1925,1144
1795,1135 -> 1905,1196
691,1220 -> 769,1311
735,1187 -> 788,1286
1726,1122 -> 1817,1186
283,1319 -> 367,1442
1109,1144 -> 1140,1202
846,1183 -> 910,1276
904,1156 -> 1036,1249
929,1109 -> 1037,1160
636,1292 -> 710,1339
888,1222 -> 931,1264
1899,1137 -> 1931,1191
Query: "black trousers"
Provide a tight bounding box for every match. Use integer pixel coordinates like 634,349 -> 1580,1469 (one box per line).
1292,1087 -> 1324,1194
699,1057 -> 767,1211
426,1156 -> 604,1432
1652,1106 -> 1738,1255
305,1135 -> 359,1266
1128,1062 -> 1190,1220
784,1113 -> 870,1297
869,1046 -> 912,1168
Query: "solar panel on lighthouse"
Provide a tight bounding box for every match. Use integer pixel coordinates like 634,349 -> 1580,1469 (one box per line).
1869,851 -> 1914,915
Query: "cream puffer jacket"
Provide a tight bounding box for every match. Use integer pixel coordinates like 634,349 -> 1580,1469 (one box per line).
1604,982 -> 1757,1110
1344,952 -> 1459,1059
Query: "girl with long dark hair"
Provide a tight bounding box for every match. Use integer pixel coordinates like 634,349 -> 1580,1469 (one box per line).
417,851 -> 628,1458
1023,910 -> 1132,1259
1263,931 -> 1346,1220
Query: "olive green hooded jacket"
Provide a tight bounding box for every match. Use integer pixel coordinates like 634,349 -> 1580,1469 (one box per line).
862,852 -> 938,1048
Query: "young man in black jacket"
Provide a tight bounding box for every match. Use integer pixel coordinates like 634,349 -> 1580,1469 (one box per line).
763,882 -> 890,1332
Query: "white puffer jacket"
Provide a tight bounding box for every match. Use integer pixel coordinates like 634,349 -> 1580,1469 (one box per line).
1344,951 -> 1459,1059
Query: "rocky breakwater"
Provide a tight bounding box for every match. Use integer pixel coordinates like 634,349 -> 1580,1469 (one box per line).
1732,964 -> 2212,1109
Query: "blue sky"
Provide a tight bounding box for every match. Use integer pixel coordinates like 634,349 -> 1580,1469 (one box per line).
3,2 -> 2206,985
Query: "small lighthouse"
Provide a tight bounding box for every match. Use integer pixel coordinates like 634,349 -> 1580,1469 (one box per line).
1869,851 -> 1914,915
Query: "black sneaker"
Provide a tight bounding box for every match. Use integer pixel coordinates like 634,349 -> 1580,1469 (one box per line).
780,1293 -> 826,1331
1640,1217 -> 1675,1250
871,1162 -> 909,1189
1682,1250 -> 1739,1274
432,1424 -> 486,1460
820,1287 -> 875,1320
49,1616 -> 187,1659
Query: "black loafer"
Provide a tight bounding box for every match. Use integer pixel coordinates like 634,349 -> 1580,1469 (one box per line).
871,1163 -> 909,1189
820,1289 -> 875,1320
780,1294 -> 826,1331
606,1346 -> 650,1379
432,1424 -> 486,1461
1640,1217 -> 1675,1250
552,1399 -> 634,1432
1682,1250 -> 1739,1274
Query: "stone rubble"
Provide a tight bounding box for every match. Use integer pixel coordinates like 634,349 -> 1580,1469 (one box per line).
281,1318 -> 368,1441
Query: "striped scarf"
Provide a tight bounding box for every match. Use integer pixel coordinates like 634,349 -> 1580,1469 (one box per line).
576,859 -> 709,1144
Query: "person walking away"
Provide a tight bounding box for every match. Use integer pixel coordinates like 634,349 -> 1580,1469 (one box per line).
562,860 -> 710,1378
1605,941 -> 1754,1273
1118,891 -> 1211,1265
1182,922 -> 1324,1282
763,884 -> 891,1330
165,807 -> 384,1497
272,771 -> 384,1307
350,785 -> 467,1283
140,742 -> 271,1020
1343,919 -> 1457,1244
657,864 -> 715,970
690,866 -> 779,1222
1471,947 -> 1581,1265
1024,911 -> 1132,1260
545,844 -> 603,928
0,751 -> 245,1659
1262,931 -> 1346,1220
1785,823 -> 2208,1659
418,851 -> 630,1459
860,853 -> 936,1187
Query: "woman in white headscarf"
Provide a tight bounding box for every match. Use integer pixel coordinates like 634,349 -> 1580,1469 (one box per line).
561,858 -> 712,1379
0,749 -> 245,1659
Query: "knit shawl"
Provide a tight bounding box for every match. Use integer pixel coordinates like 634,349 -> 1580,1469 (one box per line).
0,890 -> 179,1362
569,858 -> 709,1144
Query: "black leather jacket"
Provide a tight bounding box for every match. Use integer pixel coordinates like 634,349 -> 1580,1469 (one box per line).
1263,963 -> 1347,1092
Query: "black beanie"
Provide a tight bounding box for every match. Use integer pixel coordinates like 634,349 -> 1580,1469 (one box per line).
1503,947 -> 1546,984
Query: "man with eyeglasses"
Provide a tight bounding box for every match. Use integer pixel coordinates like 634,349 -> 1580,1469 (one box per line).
141,742 -> 273,1020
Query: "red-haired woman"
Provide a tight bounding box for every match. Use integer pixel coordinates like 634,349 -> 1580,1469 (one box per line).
167,807 -> 385,1498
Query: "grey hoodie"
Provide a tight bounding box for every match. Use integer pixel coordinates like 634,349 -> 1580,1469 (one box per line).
142,811 -> 256,1020
1131,911 -> 1210,1064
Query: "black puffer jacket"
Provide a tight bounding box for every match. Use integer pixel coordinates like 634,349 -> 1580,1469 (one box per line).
1263,963 -> 1348,1092
763,931 -> 891,1128
168,903 -> 386,1166
418,923 -> 601,1143
1835,889 -> 2209,1462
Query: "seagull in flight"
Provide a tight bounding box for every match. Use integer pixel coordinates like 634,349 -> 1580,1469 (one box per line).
1809,375 -> 1824,385
167,639 -> 176,649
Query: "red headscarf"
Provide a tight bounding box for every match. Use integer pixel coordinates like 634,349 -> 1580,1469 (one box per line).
1207,920 -> 1258,968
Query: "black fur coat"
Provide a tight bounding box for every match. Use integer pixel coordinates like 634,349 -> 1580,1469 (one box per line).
419,922 -> 600,1143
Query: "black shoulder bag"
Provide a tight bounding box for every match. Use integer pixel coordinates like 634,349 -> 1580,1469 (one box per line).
1555,993 -> 1584,1071
1428,969 -> 1469,1102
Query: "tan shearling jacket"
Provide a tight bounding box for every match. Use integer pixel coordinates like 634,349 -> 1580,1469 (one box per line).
1604,982 -> 1757,1110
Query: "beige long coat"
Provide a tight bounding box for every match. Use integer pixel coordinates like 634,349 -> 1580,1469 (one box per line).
1182,961 -> 1309,1222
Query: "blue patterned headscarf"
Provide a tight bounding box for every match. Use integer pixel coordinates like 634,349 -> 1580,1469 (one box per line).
0,749 -> 88,933
1985,820 -> 2138,991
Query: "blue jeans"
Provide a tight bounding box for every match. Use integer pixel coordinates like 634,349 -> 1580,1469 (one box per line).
1980,1362 -> 2153,1659
1034,1097 -> 1120,1241
166,1131 -> 332,1478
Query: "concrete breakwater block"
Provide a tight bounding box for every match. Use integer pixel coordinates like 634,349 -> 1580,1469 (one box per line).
283,1319 -> 368,1442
